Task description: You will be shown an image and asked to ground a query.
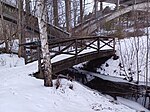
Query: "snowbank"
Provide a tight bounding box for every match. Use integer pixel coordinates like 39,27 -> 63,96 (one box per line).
0,54 -> 24,70
0,54 -> 136,112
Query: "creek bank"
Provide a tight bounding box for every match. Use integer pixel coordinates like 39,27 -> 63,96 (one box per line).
61,67 -> 150,110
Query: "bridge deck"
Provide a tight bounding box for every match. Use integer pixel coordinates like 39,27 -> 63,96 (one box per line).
52,49 -> 115,74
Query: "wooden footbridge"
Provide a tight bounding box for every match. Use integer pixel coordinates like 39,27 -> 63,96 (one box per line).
23,36 -> 115,74
1,0 -> 150,74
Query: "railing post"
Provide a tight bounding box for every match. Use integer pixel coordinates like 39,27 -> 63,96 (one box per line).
97,37 -> 100,53
58,43 -> 61,51
24,46 -> 27,64
75,39 -> 78,59
113,38 -> 115,51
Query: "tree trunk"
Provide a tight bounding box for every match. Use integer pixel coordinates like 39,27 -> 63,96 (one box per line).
18,0 -> 24,57
53,0 -> 59,26
80,0 -> 83,24
94,0 -> 98,17
0,0 -> 8,52
25,0 -> 31,24
37,0 -> 53,87
73,0 -> 78,27
65,0 -> 71,32
25,0 -> 31,13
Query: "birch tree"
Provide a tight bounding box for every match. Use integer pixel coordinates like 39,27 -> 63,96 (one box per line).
37,0 -> 53,87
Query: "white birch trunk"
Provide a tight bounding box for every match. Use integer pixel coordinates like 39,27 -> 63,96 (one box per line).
37,0 -> 53,87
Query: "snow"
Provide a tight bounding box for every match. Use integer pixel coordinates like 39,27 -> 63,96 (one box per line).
0,54 -> 24,70
97,36 -> 150,83
0,39 -> 19,53
117,97 -> 149,112
0,54 -> 138,112
74,68 -> 129,83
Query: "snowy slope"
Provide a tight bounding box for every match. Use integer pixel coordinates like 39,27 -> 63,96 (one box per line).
0,54 -> 24,70
0,54 -> 137,112
97,36 -> 150,83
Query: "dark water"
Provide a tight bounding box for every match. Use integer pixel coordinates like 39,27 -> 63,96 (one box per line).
86,77 -> 150,110
61,67 -> 150,110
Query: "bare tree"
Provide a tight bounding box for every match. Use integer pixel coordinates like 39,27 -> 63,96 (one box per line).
53,0 -> 59,26
73,0 -> 78,27
18,0 -> 24,57
0,0 -> 8,52
37,0 -> 53,87
25,0 -> 31,13
145,0 -> 149,92
65,0 -> 71,32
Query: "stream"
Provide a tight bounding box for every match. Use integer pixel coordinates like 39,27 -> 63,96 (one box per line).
85,77 -> 150,110
61,68 -> 150,110
58,55 -> 150,110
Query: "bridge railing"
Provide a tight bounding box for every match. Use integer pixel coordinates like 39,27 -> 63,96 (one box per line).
21,36 -> 115,64
49,36 -> 115,60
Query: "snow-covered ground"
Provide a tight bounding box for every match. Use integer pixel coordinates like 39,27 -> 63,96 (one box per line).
0,54 -> 24,70
97,36 -> 150,83
0,54 -> 147,112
